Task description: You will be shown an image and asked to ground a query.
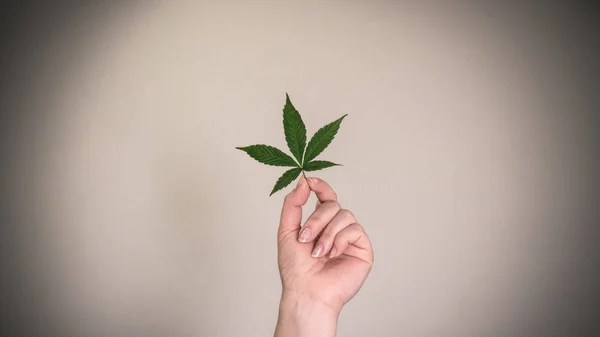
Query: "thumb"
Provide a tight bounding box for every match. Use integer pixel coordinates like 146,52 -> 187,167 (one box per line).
278,175 -> 310,240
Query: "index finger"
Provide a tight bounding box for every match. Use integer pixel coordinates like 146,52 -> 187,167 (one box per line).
306,176 -> 337,203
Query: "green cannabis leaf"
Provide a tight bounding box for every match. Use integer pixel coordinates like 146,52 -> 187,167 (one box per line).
270,168 -> 302,196
303,160 -> 341,172
236,93 -> 346,196
303,114 -> 347,165
235,145 -> 297,167
283,93 -> 307,164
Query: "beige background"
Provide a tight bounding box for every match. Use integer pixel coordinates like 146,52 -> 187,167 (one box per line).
15,1 -> 597,336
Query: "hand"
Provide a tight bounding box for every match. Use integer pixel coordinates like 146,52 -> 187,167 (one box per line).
274,176 -> 374,337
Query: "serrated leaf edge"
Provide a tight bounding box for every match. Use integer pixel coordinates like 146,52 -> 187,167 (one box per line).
269,167 -> 302,196
235,144 -> 299,167
303,160 -> 342,172
283,93 -> 307,165
302,114 -> 348,165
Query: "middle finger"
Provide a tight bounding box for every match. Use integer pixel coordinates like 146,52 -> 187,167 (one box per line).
298,200 -> 341,243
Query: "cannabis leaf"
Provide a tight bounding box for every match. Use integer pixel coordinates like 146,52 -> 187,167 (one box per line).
303,160 -> 340,172
283,93 -> 307,164
235,145 -> 298,167
236,93 -> 346,196
270,167 -> 302,196
303,114 -> 347,165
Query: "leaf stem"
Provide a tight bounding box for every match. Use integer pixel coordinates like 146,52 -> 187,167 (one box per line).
300,170 -> 312,191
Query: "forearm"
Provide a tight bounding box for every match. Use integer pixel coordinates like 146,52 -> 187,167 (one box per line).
274,294 -> 339,337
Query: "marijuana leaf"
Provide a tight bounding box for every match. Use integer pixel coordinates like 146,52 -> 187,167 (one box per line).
303,114 -> 347,165
303,160 -> 340,172
270,167 -> 302,196
236,94 -> 346,196
283,93 -> 306,165
236,145 -> 298,167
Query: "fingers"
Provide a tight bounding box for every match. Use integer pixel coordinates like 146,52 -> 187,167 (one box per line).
309,209 -> 356,258
278,176 -> 311,241
306,177 -> 337,203
329,223 -> 373,264
298,200 -> 341,243
298,176 -> 373,263
296,176 -> 339,243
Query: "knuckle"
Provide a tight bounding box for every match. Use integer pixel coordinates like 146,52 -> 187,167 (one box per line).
339,209 -> 355,221
324,200 -> 341,210
350,222 -> 364,232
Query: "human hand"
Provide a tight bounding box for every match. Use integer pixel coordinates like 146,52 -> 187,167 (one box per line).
274,176 -> 373,337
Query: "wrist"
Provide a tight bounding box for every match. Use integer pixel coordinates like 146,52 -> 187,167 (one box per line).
275,292 -> 340,337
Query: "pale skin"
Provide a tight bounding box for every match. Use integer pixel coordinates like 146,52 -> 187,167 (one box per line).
274,175 -> 374,337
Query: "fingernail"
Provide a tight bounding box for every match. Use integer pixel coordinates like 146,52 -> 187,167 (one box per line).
329,247 -> 337,258
298,227 -> 310,242
306,177 -> 316,185
296,175 -> 306,188
312,243 -> 323,258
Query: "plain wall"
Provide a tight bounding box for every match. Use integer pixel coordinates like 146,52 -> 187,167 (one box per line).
3,1 -> 598,336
